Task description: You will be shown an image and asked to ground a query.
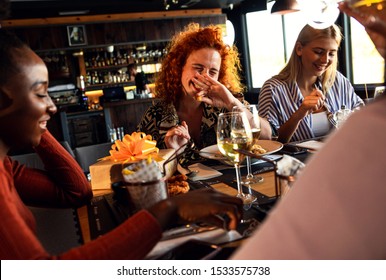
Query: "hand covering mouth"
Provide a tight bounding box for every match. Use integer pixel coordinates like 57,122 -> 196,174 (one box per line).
190,81 -> 202,93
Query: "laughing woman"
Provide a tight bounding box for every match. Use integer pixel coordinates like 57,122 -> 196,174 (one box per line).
258,24 -> 364,143
137,23 -> 272,162
0,28 -> 242,259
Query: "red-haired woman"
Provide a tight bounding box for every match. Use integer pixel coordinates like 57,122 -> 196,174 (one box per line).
137,23 -> 272,161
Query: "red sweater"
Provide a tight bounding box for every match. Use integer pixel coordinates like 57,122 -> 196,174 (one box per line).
0,131 -> 162,259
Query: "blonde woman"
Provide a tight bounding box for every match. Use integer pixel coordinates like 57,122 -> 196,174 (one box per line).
258,24 -> 364,143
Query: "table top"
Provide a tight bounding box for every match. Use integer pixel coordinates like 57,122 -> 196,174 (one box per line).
76,148 -> 312,259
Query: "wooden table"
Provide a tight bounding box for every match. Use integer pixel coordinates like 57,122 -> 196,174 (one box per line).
77,169 -> 277,244
77,189 -> 111,244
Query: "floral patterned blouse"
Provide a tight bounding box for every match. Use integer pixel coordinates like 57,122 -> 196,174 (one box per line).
137,100 -> 228,163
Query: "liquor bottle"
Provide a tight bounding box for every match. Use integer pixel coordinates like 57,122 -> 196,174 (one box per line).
78,75 -> 88,111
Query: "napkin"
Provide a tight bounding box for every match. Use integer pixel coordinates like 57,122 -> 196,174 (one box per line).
276,155 -> 305,197
276,154 -> 305,177
178,163 -> 222,181
121,159 -> 167,210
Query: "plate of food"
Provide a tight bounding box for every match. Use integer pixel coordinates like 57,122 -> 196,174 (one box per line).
199,140 -> 284,162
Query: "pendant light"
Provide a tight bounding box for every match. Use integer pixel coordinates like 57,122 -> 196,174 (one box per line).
271,0 -> 300,15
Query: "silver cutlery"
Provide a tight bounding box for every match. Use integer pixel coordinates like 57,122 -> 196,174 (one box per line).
182,164 -> 199,179
161,224 -> 218,241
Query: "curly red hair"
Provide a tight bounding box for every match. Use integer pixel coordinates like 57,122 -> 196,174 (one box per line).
155,23 -> 244,104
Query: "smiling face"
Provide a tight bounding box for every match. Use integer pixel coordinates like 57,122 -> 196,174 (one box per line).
296,37 -> 338,77
181,48 -> 221,98
0,47 -> 57,150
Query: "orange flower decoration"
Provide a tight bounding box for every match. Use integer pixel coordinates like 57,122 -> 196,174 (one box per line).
100,132 -> 162,163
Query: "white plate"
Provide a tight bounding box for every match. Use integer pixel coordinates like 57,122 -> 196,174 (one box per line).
199,140 -> 284,161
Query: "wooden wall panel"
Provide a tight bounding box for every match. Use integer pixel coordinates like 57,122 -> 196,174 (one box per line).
5,14 -> 226,51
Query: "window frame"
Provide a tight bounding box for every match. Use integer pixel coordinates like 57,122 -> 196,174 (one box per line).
241,8 -> 384,98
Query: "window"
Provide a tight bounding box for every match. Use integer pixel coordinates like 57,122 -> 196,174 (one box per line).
350,17 -> 384,85
246,3 -> 284,89
246,2 -> 308,88
245,3 -> 384,89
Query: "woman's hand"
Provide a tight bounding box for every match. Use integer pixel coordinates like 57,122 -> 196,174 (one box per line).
164,121 -> 191,153
299,89 -> 325,116
193,73 -> 242,111
148,189 -> 243,231
278,89 -> 325,143
339,2 -> 386,59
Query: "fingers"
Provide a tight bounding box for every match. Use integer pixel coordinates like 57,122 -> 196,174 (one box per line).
302,90 -> 325,112
200,215 -> 227,230
338,2 -> 386,35
338,2 -> 372,26
180,121 -> 188,129
165,123 -> 191,151
338,2 -> 355,18
165,124 -> 190,139
193,73 -> 220,92
192,74 -> 213,94
194,90 -> 207,102
311,88 -> 325,99
172,189 -> 243,230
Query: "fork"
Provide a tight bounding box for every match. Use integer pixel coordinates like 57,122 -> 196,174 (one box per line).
162,142 -> 196,176
327,111 -> 337,128
181,163 -> 199,179
314,83 -> 337,128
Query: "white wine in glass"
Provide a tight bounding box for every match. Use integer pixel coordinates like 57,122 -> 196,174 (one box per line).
217,112 -> 257,204
233,105 -> 264,185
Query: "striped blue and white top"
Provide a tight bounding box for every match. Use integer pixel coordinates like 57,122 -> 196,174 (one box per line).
258,71 -> 364,142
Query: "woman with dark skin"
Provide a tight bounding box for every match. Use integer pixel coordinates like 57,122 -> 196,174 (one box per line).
0,28 -> 242,259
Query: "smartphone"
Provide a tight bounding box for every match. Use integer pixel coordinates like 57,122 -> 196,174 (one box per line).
280,144 -> 308,155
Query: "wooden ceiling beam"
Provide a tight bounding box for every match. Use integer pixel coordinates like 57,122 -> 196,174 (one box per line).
2,8 -> 223,28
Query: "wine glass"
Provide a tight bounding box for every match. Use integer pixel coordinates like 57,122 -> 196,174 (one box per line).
298,0 -> 385,29
347,0 -> 386,17
233,105 -> 264,185
216,111 -> 257,204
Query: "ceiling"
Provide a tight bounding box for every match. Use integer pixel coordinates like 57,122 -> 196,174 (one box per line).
7,0 -> 247,20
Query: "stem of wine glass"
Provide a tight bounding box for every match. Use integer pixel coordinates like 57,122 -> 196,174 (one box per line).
234,162 -> 244,198
246,156 -> 253,179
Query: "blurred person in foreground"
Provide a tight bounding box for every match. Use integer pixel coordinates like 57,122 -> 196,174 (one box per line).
231,3 -> 386,259
258,23 -> 363,143
137,23 -> 272,162
0,27 -> 242,259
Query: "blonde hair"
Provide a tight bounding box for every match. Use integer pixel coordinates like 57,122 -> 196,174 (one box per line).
276,24 -> 343,93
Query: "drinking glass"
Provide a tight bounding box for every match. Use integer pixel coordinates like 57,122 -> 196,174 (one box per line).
298,0 -> 385,29
347,0 -> 386,17
233,105 -> 264,185
216,112 -> 256,204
